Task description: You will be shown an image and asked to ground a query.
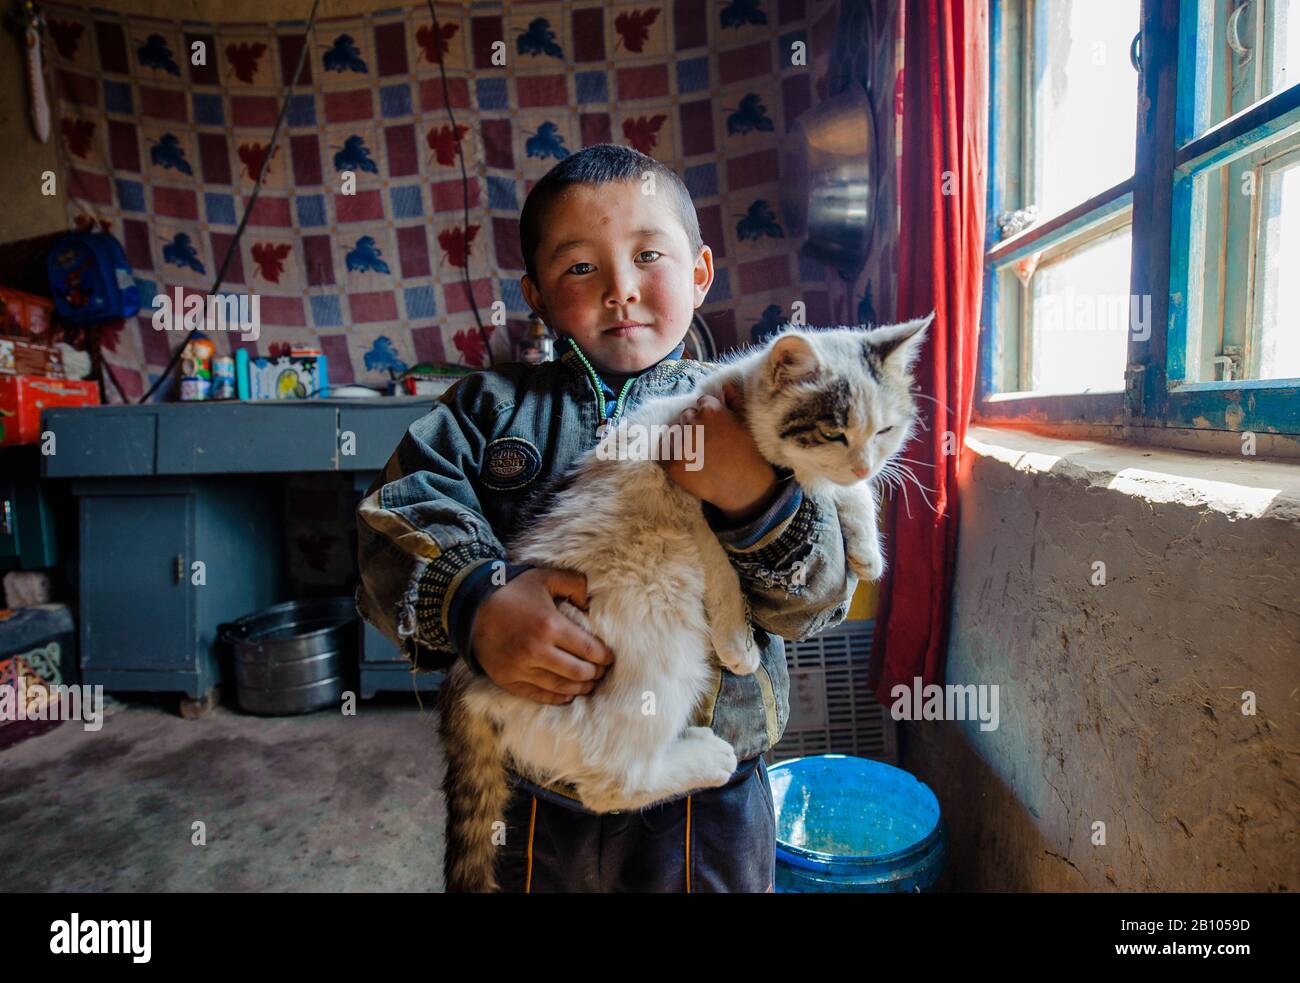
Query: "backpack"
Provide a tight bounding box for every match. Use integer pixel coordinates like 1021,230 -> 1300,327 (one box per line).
47,231 -> 141,325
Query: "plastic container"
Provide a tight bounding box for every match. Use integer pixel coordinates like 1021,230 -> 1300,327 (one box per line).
211,355 -> 236,399
769,754 -> 948,892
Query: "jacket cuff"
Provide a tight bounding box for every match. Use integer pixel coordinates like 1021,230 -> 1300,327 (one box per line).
703,474 -> 804,550
446,559 -> 534,675
414,542 -> 503,674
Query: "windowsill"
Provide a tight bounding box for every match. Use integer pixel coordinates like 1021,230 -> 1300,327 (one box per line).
964,424 -> 1300,524
984,388 -> 1125,400
970,414 -> 1300,460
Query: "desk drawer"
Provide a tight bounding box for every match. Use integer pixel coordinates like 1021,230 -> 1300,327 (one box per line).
42,411 -> 155,477
155,405 -> 338,473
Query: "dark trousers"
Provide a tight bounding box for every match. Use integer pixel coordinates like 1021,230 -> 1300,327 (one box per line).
492,756 -> 777,892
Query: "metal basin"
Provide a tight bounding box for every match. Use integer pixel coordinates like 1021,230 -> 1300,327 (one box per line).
219,597 -> 358,716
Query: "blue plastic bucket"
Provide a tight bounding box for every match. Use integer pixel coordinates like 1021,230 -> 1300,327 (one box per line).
769,754 -> 948,892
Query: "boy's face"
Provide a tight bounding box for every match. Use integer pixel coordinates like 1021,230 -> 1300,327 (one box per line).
521,180 -> 713,374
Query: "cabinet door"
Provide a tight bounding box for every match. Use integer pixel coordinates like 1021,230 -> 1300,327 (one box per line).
80,494 -> 195,671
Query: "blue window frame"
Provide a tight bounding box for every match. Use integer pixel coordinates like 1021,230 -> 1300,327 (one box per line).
980,0 -> 1300,449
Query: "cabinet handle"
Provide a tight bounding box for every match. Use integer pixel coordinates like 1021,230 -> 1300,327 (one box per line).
173,554 -> 185,584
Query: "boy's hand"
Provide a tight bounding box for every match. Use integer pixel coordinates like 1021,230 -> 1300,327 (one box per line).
663,383 -> 779,523
469,567 -> 614,705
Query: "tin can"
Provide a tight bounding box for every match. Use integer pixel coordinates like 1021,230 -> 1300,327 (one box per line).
516,315 -> 555,364
212,355 -> 236,399
180,376 -> 211,401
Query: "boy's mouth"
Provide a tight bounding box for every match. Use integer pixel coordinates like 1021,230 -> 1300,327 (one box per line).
604,321 -> 650,337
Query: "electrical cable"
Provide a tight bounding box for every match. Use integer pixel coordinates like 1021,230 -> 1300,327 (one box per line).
425,0 -> 493,367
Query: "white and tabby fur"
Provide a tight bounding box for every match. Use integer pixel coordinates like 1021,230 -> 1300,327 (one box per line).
439,316 -> 931,891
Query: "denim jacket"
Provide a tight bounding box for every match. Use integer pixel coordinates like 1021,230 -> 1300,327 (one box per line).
355,336 -> 858,774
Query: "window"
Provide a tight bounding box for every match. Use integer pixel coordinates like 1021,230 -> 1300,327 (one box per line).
1184,1 -> 1300,384
985,0 -> 1141,399
980,0 -> 1300,449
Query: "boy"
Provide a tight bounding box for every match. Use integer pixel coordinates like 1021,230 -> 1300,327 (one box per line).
356,144 -> 857,892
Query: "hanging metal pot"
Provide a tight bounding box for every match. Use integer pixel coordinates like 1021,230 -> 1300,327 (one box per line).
781,82 -> 878,281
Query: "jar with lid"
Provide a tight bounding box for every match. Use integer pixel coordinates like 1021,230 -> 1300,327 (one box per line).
515,314 -> 555,364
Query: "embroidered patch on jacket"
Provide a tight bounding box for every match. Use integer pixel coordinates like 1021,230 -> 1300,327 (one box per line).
481,436 -> 542,491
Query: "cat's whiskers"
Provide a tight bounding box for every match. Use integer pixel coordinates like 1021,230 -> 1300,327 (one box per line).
910,389 -> 953,416
875,462 -> 915,519
887,461 -> 942,516
890,461 -> 939,493
877,459 -> 943,519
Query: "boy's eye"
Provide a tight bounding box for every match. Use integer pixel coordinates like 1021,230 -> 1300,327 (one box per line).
818,429 -> 848,444
567,262 -> 595,275
637,250 -> 662,262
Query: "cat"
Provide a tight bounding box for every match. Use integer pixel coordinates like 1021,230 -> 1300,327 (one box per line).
439,315 -> 932,892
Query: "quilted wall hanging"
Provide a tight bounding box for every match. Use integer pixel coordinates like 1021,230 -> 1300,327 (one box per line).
43,0 -> 893,402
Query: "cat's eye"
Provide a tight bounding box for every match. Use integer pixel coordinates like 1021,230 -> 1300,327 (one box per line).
876,426 -> 894,436
819,429 -> 848,444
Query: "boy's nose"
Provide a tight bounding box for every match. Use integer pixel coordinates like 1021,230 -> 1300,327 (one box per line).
604,271 -> 640,307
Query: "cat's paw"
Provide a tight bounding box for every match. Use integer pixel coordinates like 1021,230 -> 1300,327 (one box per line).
847,545 -> 885,581
715,628 -> 760,676
684,727 -> 740,787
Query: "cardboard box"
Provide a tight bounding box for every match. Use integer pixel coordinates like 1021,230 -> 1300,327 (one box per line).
0,336 -> 63,377
0,375 -> 99,447
235,348 -> 329,400
0,287 -> 54,341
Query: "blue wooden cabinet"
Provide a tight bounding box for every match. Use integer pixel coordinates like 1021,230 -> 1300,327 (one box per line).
43,398 -> 443,703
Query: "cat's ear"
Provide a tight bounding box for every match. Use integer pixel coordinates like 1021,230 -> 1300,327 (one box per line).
863,312 -> 933,375
768,332 -> 821,387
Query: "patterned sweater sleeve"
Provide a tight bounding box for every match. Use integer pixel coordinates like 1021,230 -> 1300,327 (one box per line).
355,373 -> 530,676
700,472 -> 859,641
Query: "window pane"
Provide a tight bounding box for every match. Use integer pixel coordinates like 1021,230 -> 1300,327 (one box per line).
1032,0 -> 1140,220
1028,229 -> 1132,394
1187,138 -> 1299,383
1192,0 -> 1298,137
1255,150 -> 1300,379
1268,0 -> 1300,94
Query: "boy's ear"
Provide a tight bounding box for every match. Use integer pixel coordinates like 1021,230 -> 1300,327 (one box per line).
521,275 -> 548,322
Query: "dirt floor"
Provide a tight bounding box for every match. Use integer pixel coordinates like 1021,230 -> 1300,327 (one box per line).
0,692 -> 447,891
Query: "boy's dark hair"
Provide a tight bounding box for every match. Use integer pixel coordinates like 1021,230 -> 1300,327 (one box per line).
518,144 -> 703,284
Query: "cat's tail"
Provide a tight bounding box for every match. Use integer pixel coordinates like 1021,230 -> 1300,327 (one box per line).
438,661 -> 511,893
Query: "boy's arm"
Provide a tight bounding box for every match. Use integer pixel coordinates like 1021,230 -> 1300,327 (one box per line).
355,373 -> 531,676
700,474 -> 859,641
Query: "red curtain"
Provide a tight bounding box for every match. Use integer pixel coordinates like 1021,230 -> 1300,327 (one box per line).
868,0 -> 988,702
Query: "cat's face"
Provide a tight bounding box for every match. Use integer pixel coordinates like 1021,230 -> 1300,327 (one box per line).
749,317 -> 932,487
